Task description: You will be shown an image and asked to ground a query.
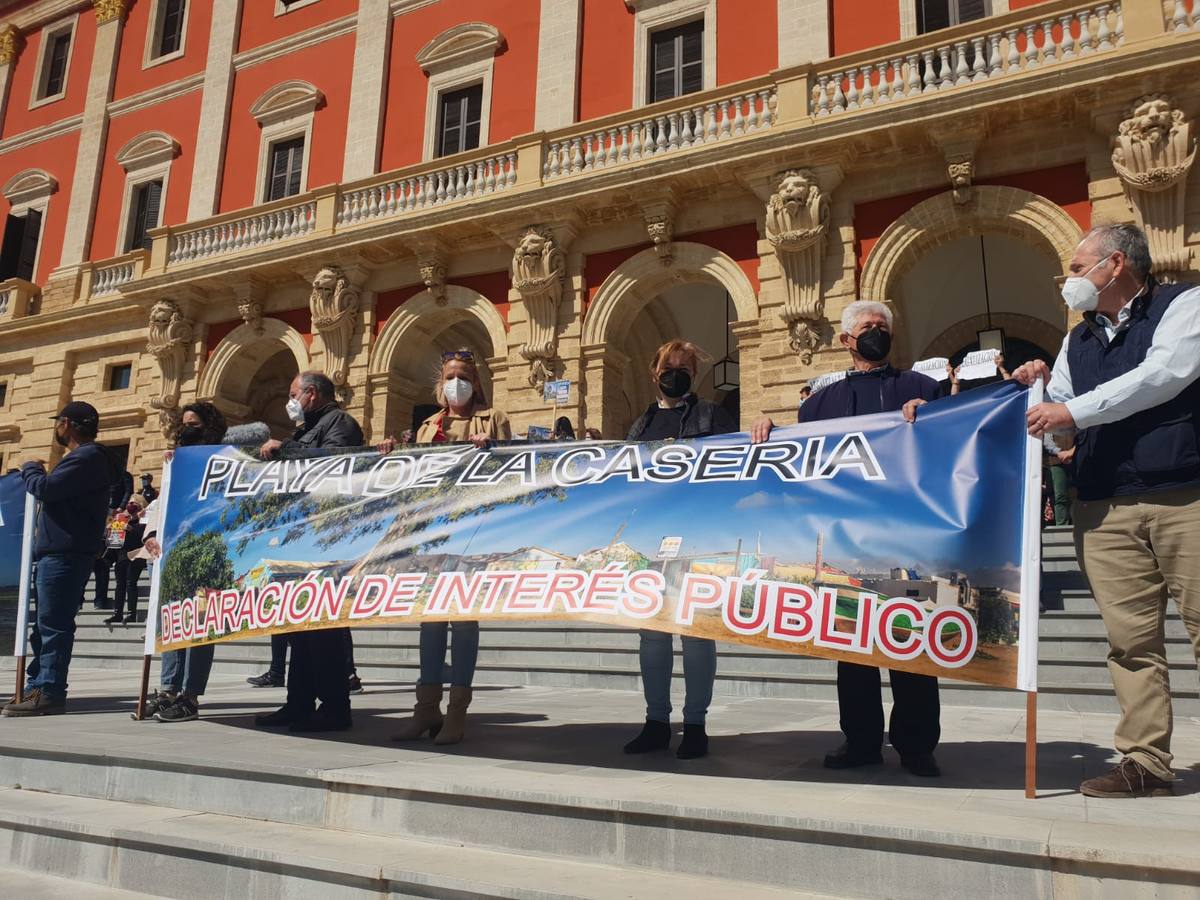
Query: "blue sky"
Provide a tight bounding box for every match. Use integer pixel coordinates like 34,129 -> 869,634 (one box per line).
164,383 -> 1031,590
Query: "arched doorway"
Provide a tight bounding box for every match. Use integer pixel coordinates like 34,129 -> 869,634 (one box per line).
368,285 -> 508,440
196,318 -> 310,439
582,242 -> 758,439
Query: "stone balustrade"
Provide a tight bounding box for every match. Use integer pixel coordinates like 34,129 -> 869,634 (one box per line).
0,288 -> 10,319
88,256 -> 140,298
813,1 -> 1124,117
166,197 -> 318,266
543,84 -> 777,182
337,150 -> 517,228
1170,0 -> 1199,30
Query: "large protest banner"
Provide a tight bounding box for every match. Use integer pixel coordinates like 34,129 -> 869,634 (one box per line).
0,473 -> 30,590
152,381 -> 1043,690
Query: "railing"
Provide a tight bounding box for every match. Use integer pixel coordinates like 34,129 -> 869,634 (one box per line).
0,287 -> 10,318
337,149 -> 517,228
89,257 -> 139,297
166,196 -> 318,265
813,1 -> 1123,117
1169,0 -> 1199,30
543,83 -> 778,182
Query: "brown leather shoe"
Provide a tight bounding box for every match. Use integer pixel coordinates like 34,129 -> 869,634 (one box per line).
1080,757 -> 1174,798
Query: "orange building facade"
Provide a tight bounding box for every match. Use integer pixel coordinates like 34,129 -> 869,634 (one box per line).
0,0 -> 1196,478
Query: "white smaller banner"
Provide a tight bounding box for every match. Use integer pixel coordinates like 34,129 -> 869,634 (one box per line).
913,357 -> 951,381
958,349 -> 1000,381
809,370 -> 849,393
12,494 -> 37,659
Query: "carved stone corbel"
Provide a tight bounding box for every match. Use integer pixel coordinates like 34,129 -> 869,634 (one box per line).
511,225 -> 567,392
765,169 -> 830,364
948,155 -> 975,205
642,197 -> 677,265
233,279 -> 266,336
309,265 -> 360,392
146,299 -> 194,440
416,245 -> 449,306
1111,95 -> 1196,279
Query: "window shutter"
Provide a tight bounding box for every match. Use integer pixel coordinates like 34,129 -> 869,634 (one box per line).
286,141 -> 304,197
141,181 -> 163,250
268,142 -> 290,201
956,0 -> 987,23
0,214 -> 25,281
918,0 -> 952,33
159,0 -> 186,57
16,209 -> 41,282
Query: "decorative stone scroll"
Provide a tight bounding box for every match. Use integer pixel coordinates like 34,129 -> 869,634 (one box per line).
511,226 -> 567,392
765,169 -> 830,364
1111,95 -> 1196,279
146,300 -> 193,439
309,266 -> 360,391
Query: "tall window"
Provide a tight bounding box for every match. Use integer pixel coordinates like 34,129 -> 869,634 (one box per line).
436,85 -> 483,158
155,0 -> 187,58
0,210 -> 42,282
126,180 -> 163,252
648,20 -> 703,104
40,32 -> 72,98
265,137 -> 305,202
917,0 -> 988,33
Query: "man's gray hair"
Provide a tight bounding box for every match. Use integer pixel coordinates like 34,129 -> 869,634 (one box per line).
298,371 -> 336,401
1083,223 -> 1152,281
841,300 -> 894,334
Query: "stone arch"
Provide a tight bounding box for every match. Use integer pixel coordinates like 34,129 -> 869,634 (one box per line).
369,285 -> 508,377
367,285 -> 509,440
921,312 -> 1065,361
196,317 -> 310,405
582,242 -> 759,347
859,186 -> 1083,306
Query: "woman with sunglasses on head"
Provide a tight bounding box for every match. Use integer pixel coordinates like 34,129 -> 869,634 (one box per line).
384,349 -> 511,744
624,338 -> 736,760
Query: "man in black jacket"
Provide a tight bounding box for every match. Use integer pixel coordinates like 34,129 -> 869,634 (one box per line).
752,301 -> 943,776
5,402 -> 118,716
255,372 -> 364,732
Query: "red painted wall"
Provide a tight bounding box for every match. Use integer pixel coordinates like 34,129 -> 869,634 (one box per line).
379,0 -> 541,171
112,0 -> 213,100
2,11 -> 96,140
0,132 -> 80,283
237,0 -> 358,53
717,0 -> 777,84
1009,0 -> 1053,8
218,33 -> 355,212
91,92 -> 203,260
830,0 -> 900,57
854,163 -> 1092,271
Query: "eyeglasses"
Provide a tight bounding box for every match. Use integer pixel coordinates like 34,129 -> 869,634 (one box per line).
441,350 -> 475,362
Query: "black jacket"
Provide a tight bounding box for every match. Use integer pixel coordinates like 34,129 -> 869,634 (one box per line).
799,366 -> 940,422
21,442 -> 120,559
626,394 -> 737,440
281,402 -> 364,451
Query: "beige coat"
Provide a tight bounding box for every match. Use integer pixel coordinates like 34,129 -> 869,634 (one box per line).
415,407 -> 512,444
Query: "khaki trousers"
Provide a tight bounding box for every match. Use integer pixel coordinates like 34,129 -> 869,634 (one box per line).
1073,486 -> 1200,780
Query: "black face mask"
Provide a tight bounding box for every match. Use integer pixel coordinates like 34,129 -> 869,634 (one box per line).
853,327 -> 892,363
176,425 -> 205,446
658,368 -> 692,399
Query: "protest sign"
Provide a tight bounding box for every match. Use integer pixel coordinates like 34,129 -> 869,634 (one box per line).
151,382 -> 1042,690
543,379 -> 570,404
958,349 -> 1001,381
808,370 -> 848,393
913,357 -> 951,381
0,473 -> 29,590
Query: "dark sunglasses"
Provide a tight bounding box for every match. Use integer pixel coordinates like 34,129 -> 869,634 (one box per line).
441,350 -> 475,362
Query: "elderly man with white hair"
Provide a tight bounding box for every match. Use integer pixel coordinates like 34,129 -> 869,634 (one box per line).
751,299 -> 944,777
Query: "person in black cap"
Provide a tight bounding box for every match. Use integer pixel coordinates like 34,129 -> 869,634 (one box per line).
4,401 -> 119,716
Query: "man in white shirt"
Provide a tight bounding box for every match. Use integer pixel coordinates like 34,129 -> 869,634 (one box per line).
1015,223 -> 1200,798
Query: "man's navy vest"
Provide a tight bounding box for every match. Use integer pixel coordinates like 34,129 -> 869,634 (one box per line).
1067,280 -> 1200,501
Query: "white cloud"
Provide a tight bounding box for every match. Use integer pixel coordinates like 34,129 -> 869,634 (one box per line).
735,491 -> 772,510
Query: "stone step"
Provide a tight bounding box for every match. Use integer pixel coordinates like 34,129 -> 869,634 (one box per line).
0,868 -> 157,900
3,684 -> 1200,900
0,789 -> 814,900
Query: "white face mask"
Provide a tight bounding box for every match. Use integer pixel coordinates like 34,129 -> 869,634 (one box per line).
1060,257 -> 1115,312
285,397 -> 305,424
443,377 -> 474,407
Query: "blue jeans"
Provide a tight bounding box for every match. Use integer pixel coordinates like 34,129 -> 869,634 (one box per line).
638,630 -> 717,725
159,644 -> 216,696
418,621 -> 479,687
25,553 -> 95,700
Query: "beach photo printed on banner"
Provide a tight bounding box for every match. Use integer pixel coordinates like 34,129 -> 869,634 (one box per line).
152,382 -> 1042,691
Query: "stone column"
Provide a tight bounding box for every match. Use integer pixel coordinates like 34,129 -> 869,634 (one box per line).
343,0 -> 392,181
56,1 -> 127,272
777,0 -> 829,66
580,343 -> 630,442
0,24 -> 24,132
187,0 -> 243,219
534,0 -> 582,131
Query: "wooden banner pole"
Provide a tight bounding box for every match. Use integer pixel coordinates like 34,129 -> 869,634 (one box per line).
14,657 -> 24,703
1025,691 -> 1038,799
134,654 -> 152,720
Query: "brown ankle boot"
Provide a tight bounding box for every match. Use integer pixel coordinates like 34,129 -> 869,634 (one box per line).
433,686 -> 472,745
393,684 -> 443,741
